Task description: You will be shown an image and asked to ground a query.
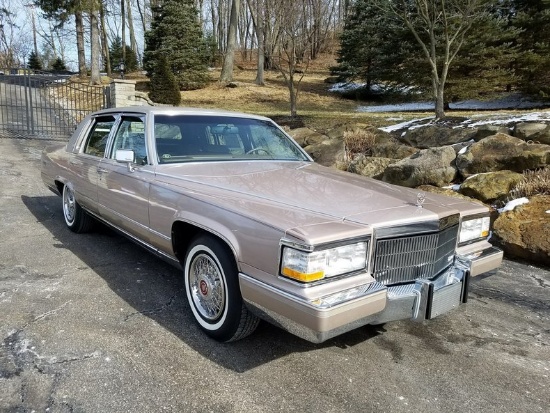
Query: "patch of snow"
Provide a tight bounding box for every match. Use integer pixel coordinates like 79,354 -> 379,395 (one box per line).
360,93 -> 545,113
498,197 -> 529,213
546,210 -> 550,214
379,117 -> 433,133
443,184 -> 461,191
329,82 -> 366,93
458,146 -> 468,155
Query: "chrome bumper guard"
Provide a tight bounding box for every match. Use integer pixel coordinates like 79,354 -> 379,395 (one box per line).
242,246 -> 503,343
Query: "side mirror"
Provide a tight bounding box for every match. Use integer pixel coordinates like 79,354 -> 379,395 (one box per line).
115,149 -> 134,163
115,149 -> 135,172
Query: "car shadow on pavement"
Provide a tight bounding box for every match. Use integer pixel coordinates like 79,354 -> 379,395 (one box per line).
22,195 -> 384,372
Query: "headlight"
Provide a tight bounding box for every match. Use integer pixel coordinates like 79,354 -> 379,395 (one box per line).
281,242 -> 368,283
459,216 -> 490,244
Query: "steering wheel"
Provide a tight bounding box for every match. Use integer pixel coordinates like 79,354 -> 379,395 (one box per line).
246,147 -> 272,155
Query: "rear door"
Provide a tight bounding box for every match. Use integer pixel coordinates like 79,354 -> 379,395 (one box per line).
70,115 -> 117,214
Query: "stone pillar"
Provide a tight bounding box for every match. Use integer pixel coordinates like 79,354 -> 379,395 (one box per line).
109,79 -> 149,108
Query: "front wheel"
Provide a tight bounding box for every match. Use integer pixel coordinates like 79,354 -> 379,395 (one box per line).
184,235 -> 259,342
62,184 -> 94,233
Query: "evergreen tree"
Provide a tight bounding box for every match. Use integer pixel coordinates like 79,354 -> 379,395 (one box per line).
108,37 -> 139,73
333,0 -> 414,95
512,0 -> 550,97
336,0 -> 521,106
28,51 -> 42,70
144,0 -> 210,90
149,54 -> 182,106
445,14 -> 521,102
52,57 -> 67,71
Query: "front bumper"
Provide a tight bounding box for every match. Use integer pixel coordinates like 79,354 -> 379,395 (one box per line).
240,246 -> 503,343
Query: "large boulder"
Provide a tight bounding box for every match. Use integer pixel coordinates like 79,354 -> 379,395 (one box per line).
456,133 -> 550,177
371,142 -> 418,159
288,127 -> 328,147
472,124 -> 510,141
493,195 -> 550,266
417,185 -> 483,203
304,138 -> 345,167
402,125 -> 477,148
347,156 -> 397,178
382,146 -> 457,188
512,122 -> 550,144
458,170 -> 524,204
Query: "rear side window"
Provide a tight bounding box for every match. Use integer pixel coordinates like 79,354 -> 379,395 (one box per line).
83,116 -> 116,157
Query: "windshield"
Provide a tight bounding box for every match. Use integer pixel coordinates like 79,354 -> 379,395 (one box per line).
154,114 -> 309,164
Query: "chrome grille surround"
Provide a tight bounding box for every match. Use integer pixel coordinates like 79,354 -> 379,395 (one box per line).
372,215 -> 460,285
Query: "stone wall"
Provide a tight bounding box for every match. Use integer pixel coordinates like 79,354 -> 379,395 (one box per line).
109,79 -> 154,108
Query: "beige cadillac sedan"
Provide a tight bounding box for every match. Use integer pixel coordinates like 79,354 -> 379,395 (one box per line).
41,106 -> 503,343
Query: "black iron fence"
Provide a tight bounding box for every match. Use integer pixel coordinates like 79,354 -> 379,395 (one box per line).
0,69 -> 108,140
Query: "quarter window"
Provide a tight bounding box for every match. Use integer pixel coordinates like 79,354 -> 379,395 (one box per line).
83,116 -> 116,157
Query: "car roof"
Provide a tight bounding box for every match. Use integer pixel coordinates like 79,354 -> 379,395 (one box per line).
92,106 -> 273,122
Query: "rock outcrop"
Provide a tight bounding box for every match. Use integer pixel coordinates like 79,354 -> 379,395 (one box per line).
458,171 -> 524,204
456,133 -> 550,177
402,125 -> 477,148
493,195 -> 550,265
347,156 -> 396,178
382,146 -> 457,187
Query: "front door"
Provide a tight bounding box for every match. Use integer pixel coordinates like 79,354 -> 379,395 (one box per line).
97,114 -> 153,241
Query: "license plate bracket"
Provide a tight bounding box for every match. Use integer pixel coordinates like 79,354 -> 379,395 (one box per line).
426,281 -> 463,319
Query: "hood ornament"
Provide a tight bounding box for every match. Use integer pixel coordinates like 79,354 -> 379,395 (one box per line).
416,192 -> 426,208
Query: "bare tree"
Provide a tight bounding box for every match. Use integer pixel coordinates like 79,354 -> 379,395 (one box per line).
220,0 -> 239,81
90,1 -> 101,84
275,1 -> 310,116
75,7 -> 87,77
100,2 -> 111,75
383,0 -> 488,119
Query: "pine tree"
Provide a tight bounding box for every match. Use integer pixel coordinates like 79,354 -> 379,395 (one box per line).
28,51 -> 42,70
333,0 -> 418,96
512,0 -> 550,97
108,36 -> 139,73
445,14 -> 521,102
52,57 -> 67,71
149,54 -> 182,106
144,0 -> 210,90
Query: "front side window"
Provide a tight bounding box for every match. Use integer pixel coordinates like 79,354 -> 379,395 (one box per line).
154,115 -> 309,164
83,116 -> 116,157
110,116 -> 147,165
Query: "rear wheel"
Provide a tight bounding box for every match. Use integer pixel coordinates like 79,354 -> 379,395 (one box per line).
184,235 -> 259,342
62,184 -> 94,233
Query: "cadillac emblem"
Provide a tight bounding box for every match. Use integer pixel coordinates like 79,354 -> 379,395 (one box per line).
416,192 -> 426,208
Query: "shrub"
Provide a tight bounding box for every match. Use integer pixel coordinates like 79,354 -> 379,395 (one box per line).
510,167 -> 550,199
149,55 -> 181,106
343,129 -> 376,160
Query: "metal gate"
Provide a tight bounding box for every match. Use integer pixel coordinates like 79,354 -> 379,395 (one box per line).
0,69 -> 108,141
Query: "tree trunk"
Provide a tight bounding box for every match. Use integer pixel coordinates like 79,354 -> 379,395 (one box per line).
220,0 -> 239,82
90,5 -> 101,85
136,0 -> 147,32
121,0 -> 126,63
127,0 -> 138,56
75,10 -> 86,78
289,73 -> 297,117
100,4 -> 111,76
435,84 -> 446,119
247,0 -> 264,85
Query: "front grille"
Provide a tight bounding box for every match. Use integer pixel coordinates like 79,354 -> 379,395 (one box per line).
372,224 -> 459,285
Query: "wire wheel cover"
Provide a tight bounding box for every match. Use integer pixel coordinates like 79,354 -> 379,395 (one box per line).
189,253 -> 226,321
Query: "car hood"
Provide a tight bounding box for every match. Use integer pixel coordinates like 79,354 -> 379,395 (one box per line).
156,161 -> 483,242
